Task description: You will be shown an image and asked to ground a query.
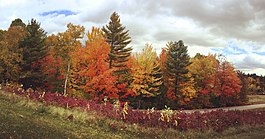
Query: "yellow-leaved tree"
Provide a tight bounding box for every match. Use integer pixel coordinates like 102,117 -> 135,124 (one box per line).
188,54 -> 219,108
130,44 -> 163,108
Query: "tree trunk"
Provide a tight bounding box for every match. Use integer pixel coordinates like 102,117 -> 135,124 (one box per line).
63,61 -> 71,96
175,75 -> 178,96
109,59 -> 112,69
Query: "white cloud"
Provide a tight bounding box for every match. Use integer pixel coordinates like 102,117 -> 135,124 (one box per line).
0,0 -> 265,75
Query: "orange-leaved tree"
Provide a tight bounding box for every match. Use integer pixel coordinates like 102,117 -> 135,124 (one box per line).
217,57 -> 242,96
217,56 -> 242,106
70,27 -> 118,100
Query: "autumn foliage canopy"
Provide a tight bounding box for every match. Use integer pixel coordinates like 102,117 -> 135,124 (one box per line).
0,12 -> 246,109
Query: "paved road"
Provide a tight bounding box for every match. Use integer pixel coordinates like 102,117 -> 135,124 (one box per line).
183,103 -> 265,113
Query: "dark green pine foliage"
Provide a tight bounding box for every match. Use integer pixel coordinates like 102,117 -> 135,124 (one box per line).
10,18 -> 26,28
19,19 -> 48,89
166,40 -> 191,99
102,12 -> 132,80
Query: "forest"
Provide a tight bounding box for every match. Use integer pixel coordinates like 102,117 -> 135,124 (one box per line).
1,12 -> 264,110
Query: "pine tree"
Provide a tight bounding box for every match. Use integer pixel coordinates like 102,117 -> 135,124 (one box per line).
165,40 -> 194,104
102,12 -> 132,82
19,19 -> 48,89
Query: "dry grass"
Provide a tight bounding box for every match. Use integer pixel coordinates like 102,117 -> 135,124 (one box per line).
248,95 -> 265,104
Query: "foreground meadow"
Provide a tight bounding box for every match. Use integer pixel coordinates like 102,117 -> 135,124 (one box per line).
0,87 -> 265,139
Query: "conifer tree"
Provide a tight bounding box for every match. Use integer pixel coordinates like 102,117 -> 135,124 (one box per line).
165,40 -> 194,105
102,12 -> 132,82
19,19 -> 48,89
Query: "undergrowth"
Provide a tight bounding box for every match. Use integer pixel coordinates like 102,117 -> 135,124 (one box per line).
1,87 -> 265,138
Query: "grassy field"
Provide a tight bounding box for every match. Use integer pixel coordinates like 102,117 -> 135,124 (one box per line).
248,95 -> 265,104
0,91 -> 265,139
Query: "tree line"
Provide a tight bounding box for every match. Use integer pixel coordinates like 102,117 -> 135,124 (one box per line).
239,73 -> 265,95
0,12 -> 254,109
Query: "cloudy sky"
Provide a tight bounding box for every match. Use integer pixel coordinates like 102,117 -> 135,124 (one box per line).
1,0 -> 265,75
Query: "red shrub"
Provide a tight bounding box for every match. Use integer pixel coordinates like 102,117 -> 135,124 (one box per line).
2,85 -> 265,132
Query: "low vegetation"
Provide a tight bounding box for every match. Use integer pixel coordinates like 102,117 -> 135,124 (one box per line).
1,89 -> 265,139
0,90 -> 136,139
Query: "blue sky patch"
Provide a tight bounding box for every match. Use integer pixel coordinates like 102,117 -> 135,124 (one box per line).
40,10 -> 77,17
211,41 -> 247,56
254,51 -> 265,56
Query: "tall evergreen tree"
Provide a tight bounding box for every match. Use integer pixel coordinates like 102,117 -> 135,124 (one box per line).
102,12 -> 132,82
165,40 -> 193,105
19,19 -> 48,89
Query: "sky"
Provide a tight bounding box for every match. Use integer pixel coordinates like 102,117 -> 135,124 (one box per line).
1,0 -> 265,75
